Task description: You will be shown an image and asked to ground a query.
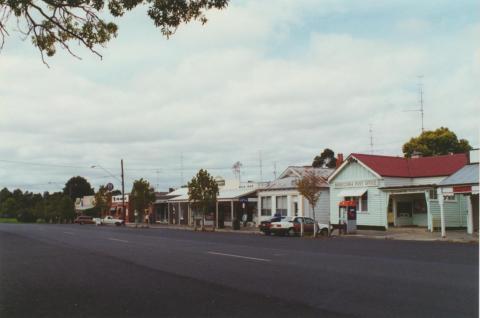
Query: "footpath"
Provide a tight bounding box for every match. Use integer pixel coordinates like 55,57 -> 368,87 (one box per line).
126,223 -> 478,244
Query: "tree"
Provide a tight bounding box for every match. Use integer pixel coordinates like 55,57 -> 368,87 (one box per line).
94,185 -> 112,218
402,127 -> 472,158
296,169 -> 325,238
130,178 -> 155,225
312,148 -> 337,168
0,0 -> 228,64
188,169 -> 219,231
232,161 -> 242,182
63,176 -> 94,201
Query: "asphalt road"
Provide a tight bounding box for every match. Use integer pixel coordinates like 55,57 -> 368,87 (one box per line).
0,224 -> 478,318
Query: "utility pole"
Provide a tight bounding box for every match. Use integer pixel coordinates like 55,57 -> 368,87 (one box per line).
121,159 -> 125,222
273,161 -> 277,179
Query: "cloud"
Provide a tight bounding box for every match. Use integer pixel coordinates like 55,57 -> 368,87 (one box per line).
0,1 -> 478,193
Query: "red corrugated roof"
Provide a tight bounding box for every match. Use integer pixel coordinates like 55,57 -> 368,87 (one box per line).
350,153 -> 468,178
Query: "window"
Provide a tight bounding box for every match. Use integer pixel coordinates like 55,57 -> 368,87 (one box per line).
276,196 -> 288,216
360,192 -> 368,212
304,218 -> 314,224
444,194 -> 456,202
429,190 -> 438,200
261,197 -> 272,216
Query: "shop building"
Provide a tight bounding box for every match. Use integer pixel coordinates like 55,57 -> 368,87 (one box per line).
257,166 -> 333,224
328,153 -> 468,230
165,178 -> 262,228
110,194 -> 130,221
438,149 -> 479,235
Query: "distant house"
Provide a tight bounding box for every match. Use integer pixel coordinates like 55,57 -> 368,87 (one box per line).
328,153 -> 468,230
74,195 -> 95,214
257,166 -> 333,224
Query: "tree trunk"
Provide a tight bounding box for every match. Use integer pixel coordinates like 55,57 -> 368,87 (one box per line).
312,206 -> 317,238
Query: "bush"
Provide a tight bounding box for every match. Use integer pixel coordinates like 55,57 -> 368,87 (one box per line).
36,218 -> 46,223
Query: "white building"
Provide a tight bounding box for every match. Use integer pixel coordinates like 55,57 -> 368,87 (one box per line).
257,166 -> 333,224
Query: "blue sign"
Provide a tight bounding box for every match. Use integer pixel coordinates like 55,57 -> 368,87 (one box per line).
239,198 -> 248,203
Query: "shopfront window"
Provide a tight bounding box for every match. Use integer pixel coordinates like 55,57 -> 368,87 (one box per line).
261,197 -> 271,216
276,196 -> 288,216
360,192 -> 368,212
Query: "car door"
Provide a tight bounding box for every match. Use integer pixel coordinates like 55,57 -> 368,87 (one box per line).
304,218 -> 314,233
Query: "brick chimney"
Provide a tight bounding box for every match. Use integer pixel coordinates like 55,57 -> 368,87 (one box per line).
336,153 -> 344,168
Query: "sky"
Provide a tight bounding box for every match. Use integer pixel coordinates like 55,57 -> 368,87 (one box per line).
0,0 -> 479,194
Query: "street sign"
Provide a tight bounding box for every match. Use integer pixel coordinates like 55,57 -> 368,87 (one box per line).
106,183 -> 114,191
239,198 -> 248,203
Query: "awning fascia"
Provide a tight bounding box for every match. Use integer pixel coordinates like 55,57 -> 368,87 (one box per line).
337,188 -> 367,197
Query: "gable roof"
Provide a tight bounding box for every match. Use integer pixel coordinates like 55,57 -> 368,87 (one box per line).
348,153 -> 468,178
266,166 -> 333,190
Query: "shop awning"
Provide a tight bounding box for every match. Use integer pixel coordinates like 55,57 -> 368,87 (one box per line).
337,188 -> 367,197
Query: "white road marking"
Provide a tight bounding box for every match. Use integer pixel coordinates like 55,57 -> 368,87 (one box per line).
207,251 -> 271,262
63,232 -> 75,235
108,238 -> 129,243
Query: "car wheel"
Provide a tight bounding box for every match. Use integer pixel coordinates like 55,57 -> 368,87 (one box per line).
287,228 -> 296,237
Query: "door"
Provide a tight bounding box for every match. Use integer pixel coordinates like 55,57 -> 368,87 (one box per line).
472,194 -> 479,232
304,218 -> 315,233
396,201 -> 413,226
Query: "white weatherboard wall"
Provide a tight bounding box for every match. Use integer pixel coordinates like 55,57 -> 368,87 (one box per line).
330,162 -> 387,227
429,195 -> 468,227
257,189 -> 330,223
303,189 -> 330,224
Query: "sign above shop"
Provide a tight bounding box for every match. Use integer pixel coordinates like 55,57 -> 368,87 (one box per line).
334,179 -> 379,188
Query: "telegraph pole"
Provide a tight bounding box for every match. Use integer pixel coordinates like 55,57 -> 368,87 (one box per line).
121,159 -> 126,222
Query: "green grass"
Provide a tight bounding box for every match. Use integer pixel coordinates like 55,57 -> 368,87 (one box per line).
0,218 -> 18,223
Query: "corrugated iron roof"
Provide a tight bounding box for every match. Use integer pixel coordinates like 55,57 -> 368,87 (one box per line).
351,153 -> 467,178
438,164 -> 479,186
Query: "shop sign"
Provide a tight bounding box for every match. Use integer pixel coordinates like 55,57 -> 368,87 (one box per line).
453,185 -> 472,193
334,179 -> 379,188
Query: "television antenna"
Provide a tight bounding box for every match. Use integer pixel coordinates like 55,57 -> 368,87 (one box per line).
403,75 -> 425,133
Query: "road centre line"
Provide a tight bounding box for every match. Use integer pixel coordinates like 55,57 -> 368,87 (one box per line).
108,238 -> 129,243
207,251 -> 271,262
63,231 -> 75,235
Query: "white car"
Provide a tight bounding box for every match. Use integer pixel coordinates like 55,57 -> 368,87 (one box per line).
270,216 -> 328,236
94,216 -> 125,226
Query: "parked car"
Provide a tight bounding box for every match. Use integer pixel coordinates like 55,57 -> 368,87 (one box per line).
74,216 -> 94,225
270,216 -> 329,236
259,216 -> 285,235
93,216 -> 125,226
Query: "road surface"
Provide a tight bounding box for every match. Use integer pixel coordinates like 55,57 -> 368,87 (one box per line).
0,224 -> 478,317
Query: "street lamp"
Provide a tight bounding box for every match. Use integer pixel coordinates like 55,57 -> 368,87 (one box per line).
90,165 -> 121,182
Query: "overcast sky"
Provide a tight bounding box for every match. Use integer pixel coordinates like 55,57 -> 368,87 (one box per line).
0,0 -> 479,194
